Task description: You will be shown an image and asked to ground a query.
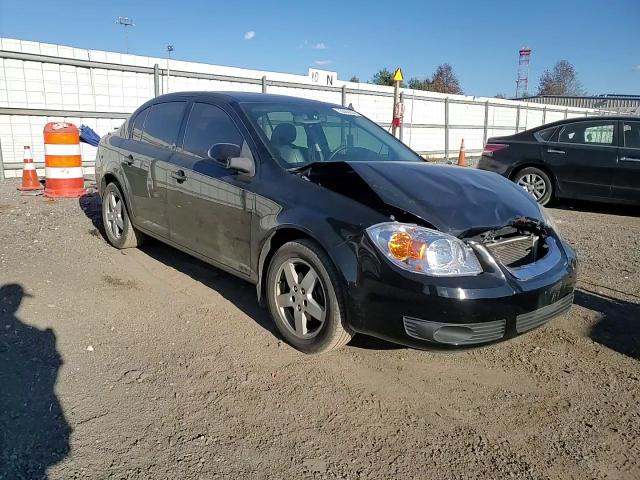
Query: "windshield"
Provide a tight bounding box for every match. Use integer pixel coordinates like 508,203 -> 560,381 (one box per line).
240,101 -> 423,169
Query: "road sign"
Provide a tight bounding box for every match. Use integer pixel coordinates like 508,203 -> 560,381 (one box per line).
392,68 -> 403,82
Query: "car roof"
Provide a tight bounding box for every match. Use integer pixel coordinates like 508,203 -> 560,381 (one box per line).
148,91 -> 342,108
534,115 -> 640,130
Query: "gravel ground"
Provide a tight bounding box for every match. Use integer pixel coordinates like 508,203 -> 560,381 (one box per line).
0,178 -> 638,480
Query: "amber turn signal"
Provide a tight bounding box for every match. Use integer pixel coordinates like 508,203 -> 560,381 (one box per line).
388,232 -> 426,261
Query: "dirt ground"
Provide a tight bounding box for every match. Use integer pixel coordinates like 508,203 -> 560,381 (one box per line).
0,178 -> 638,480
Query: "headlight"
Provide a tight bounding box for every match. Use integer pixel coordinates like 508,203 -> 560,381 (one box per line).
538,205 -> 557,231
367,223 -> 482,276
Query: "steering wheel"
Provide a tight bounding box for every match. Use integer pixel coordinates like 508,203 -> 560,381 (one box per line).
325,145 -> 350,162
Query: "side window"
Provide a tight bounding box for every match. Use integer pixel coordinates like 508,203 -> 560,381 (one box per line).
535,126 -> 556,142
623,122 -> 640,149
141,101 -> 186,148
182,103 -> 244,158
558,121 -> 615,146
131,107 -> 149,141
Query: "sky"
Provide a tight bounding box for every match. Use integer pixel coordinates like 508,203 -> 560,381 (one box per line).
0,0 -> 638,97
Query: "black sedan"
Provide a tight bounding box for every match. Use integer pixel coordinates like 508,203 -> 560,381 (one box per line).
478,116 -> 640,206
95,92 -> 577,354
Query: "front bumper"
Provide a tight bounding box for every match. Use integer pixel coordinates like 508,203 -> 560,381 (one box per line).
335,233 -> 578,349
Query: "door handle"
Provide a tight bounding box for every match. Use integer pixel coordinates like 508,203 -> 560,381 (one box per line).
619,156 -> 640,163
123,154 -> 134,165
547,148 -> 565,155
171,170 -> 187,182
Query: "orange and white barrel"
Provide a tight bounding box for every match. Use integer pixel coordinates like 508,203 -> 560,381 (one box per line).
44,122 -> 86,198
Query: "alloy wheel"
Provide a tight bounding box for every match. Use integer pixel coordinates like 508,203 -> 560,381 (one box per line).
517,173 -> 547,201
105,190 -> 124,239
273,258 -> 327,339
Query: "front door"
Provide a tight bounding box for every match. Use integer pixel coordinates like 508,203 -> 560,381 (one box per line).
543,119 -> 618,200
613,120 -> 640,203
120,101 -> 186,238
167,102 -> 253,275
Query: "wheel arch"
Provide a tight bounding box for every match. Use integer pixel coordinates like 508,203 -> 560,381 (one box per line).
101,172 -> 136,223
256,226 -> 338,307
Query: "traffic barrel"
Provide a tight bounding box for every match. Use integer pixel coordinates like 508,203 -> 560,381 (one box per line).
43,122 -> 86,198
17,146 -> 42,192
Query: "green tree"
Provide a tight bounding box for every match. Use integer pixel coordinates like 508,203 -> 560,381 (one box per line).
537,60 -> 585,96
349,75 -> 360,83
408,77 -> 431,90
371,68 -> 395,86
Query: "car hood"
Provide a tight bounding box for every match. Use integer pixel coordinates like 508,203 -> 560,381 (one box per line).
345,161 -> 543,236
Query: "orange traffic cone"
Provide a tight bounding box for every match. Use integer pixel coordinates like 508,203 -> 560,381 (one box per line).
17,146 -> 43,192
457,139 -> 467,167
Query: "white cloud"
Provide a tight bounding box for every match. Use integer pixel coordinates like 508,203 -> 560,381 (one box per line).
311,42 -> 326,50
314,59 -> 333,66
244,31 -> 256,40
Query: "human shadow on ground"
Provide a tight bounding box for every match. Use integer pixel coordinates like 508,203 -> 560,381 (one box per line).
0,283 -> 71,479
575,288 -> 640,360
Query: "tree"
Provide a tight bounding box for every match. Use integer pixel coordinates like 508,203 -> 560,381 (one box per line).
371,68 -> 395,86
349,75 -> 360,83
429,64 -> 463,94
494,93 -> 508,99
408,77 -> 430,90
537,60 -> 585,96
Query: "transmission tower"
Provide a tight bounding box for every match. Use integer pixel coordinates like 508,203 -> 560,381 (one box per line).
515,47 -> 532,98
115,17 -> 135,54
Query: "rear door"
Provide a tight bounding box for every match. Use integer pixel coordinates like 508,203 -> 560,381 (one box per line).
121,101 -> 186,238
168,101 -> 253,275
543,119 -> 617,200
613,120 -> 640,203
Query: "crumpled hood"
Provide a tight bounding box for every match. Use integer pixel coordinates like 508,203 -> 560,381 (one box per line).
346,161 -> 543,236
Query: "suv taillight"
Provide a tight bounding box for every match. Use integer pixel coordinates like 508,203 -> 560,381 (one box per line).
482,143 -> 509,157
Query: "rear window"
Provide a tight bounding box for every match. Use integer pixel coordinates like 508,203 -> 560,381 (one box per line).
131,107 -> 149,141
558,121 -> 615,146
141,102 -> 186,148
535,126 -> 556,142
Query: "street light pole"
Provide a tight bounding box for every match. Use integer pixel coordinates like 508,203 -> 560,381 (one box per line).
115,17 -> 135,54
166,44 -> 174,94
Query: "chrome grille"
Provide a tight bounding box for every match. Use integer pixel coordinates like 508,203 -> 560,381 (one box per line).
516,293 -> 574,333
485,235 -> 538,267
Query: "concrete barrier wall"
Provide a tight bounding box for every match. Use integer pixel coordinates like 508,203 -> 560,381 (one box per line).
0,37 -> 598,178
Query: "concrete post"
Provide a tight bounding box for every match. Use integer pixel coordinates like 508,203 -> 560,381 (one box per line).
153,64 -> 160,97
0,138 -> 4,181
341,85 -> 347,107
261,76 -> 267,94
516,105 -> 521,133
483,101 -> 489,145
444,98 -> 450,162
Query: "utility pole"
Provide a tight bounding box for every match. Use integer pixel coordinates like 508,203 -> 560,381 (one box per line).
115,17 -> 135,54
166,44 -> 174,93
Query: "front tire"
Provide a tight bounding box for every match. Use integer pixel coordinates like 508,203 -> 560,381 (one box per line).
266,240 -> 353,354
101,182 -> 144,249
513,167 -> 553,205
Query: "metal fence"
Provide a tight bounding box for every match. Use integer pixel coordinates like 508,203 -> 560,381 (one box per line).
0,41 -> 605,178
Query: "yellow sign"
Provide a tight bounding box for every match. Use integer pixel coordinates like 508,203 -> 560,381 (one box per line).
392,68 -> 403,82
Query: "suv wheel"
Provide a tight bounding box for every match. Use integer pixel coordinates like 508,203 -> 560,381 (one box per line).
101,182 -> 145,249
266,240 -> 353,354
514,167 -> 553,205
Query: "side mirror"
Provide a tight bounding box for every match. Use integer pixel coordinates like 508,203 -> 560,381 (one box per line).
207,142 -> 255,176
208,143 -> 241,163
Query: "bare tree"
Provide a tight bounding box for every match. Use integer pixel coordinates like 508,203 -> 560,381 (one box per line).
429,64 -> 463,94
407,64 -> 463,94
538,60 -> 585,96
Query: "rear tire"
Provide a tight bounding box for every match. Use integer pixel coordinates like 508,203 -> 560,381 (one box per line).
266,240 -> 353,354
513,167 -> 553,206
101,182 -> 145,249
